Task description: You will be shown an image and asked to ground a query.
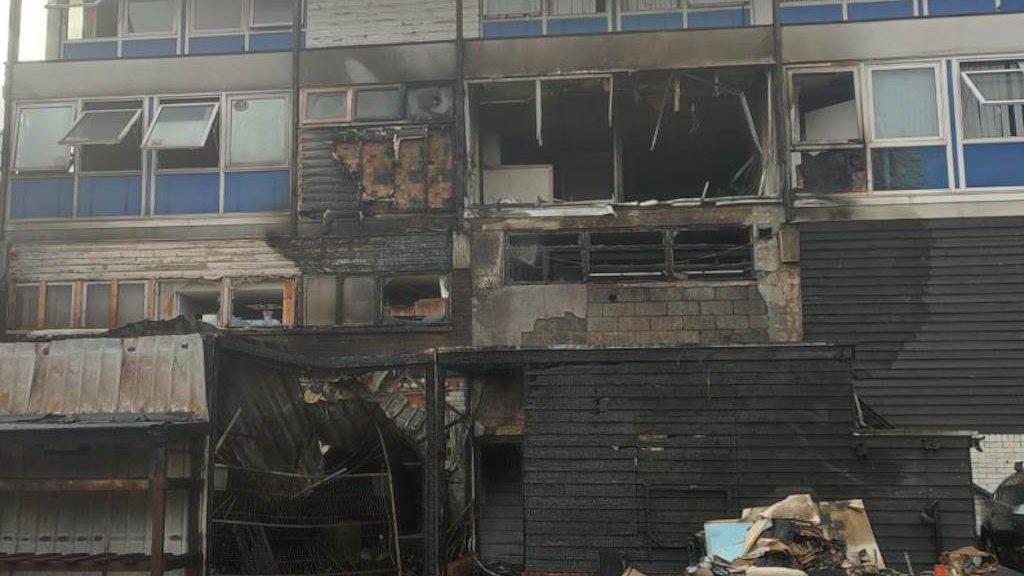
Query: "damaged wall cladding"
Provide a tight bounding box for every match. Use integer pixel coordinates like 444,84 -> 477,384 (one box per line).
471,206 -> 802,348
517,347 -> 976,573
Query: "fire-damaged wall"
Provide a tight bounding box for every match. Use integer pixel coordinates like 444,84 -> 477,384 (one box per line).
298,126 -> 455,222
470,204 -> 802,347
513,346 -> 976,573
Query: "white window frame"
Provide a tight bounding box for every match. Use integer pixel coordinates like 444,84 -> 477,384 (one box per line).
187,0 -> 299,53
60,108 -> 143,146
142,101 -> 221,150
960,67 -> 1024,106
225,93 -> 292,168
788,65 -> 864,149
300,87 -> 352,125
249,0 -> 295,28
481,0 -> 612,34
864,62 -> 947,146
955,56 -> 1024,146
11,101 -> 77,173
187,0 -> 246,34
121,0 -> 181,37
616,0 -> 750,29
57,0 -> 182,57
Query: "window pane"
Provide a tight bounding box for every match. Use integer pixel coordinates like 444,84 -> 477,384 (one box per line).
793,72 -> 859,143
193,0 -> 244,30
549,0 -> 606,15
341,277 -> 376,325
792,149 -> 867,193
306,92 -> 348,121
117,283 -> 147,325
15,106 -> 75,171
622,0 -> 681,10
67,0 -> 118,39
127,0 -> 176,33
44,285 -> 73,329
85,283 -> 112,329
960,62 -> 1024,140
872,68 -> 939,139
965,70 -> 1024,103
229,97 -> 287,165
483,0 -> 541,16
304,276 -> 339,326
61,109 -> 140,146
11,286 -> 39,330
231,282 -> 285,327
354,89 -> 403,121
145,103 -> 218,149
252,0 -> 294,26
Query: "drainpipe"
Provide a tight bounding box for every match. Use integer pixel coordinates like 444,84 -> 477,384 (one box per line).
771,0 -> 793,223
290,0 -> 302,235
0,0 -> 22,332
454,0 -> 467,232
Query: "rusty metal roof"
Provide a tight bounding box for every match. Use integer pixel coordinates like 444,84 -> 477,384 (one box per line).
0,334 -> 207,423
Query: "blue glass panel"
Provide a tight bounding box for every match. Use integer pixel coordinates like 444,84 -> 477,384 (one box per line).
122,38 -> 178,57
188,35 -> 245,54
154,173 -> 220,215
964,143 -> 1024,187
688,8 -> 749,27
848,0 -> 914,19
1003,0 -> 1024,11
621,13 -> 684,30
63,41 -> 118,60
249,32 -> 294,52
780,3 -> 844,22
871,146 -> 948,190
927,0 -> 995,14
482,19 -> 544,37
77,175 -> 143,217
547,17 -> 608,34
224,170 -> 290,213
10,178 -> 74,219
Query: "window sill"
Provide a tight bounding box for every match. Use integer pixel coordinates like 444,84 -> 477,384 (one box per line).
270,323 -> 455,335
5,212 -> 290,230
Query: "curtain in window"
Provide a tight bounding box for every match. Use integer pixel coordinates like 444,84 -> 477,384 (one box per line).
871,68 -> 939,139
549,0 -> 602,14
483,0 -> 542,16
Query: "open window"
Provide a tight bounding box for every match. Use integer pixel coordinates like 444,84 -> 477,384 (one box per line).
790,70 -> 866,194
230,281 -> 289,328
13,104 -> 75,173
960,61 -> 1024,140
160,281 -> 222,325
962,65 -> 1024,105
473,78 -> 613,204
144,100 -> 221,169
63,101 -> 144,172
383,276 -> 449,324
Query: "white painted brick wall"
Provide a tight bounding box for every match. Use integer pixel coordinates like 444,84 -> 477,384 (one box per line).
971,434 -> 1024,530
306,0 -> 480,49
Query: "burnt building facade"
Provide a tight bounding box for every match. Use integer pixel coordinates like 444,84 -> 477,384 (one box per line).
0,0 -> 1022,575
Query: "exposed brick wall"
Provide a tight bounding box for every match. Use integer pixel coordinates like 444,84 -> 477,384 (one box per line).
305,0 -> 480,48
520,281 -> 770,347
971,434 -> 1024,529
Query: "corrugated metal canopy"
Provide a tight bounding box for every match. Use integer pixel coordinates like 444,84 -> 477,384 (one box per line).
0,334 -> 207,425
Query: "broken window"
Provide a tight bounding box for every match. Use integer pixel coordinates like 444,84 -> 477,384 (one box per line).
65,101 -> 144,172
507,228 -> 752,283
302,89 -> 350,124
383,276 -> 449,323
161,281 -> 222,325
84,282 -> 112,329
14,105 -> 75,172
66,0 -> 119,40
44,284 -> 74,329
618,69 -> 768,201
125,0 -> 177,34
302,276 -> 377,326
231,282 -> 287,328
145,100 -> 221,169
192,0 -> 245,30
251,0 -> 294,27
227,95 -> 288,166
9,285 -> 41,330
960,61 -> 1024,140
474,78 -> 613,204
790,70 -> 866,193
354,87 -> 405,122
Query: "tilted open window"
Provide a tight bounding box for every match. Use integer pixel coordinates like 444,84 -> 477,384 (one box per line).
960,61 -> 1024,141
143,101 -> 220,149
962,65 -> 1024,106
61,108 -> 142,146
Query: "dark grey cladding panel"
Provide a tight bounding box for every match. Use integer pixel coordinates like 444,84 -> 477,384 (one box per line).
298,128 -> 361,217
268,231 -> 453,276
800,217 -> 1024,433
11,52 -> 292,100
782,12 -> 1024,64
300,42 -> 457,87
464,27 -> 773,79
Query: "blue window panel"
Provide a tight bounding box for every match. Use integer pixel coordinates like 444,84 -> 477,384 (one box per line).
848,0 -> 914,19
964,143 -> 1024,187
188,35 -> 245,54
63,41 -> 118,60
689,8 -> 749,27
1003,0 -> 1024,11
780,3 -> 844,22
621,12 -> 684,30
154,173 -> 220,215
927,0 -> 995,14
10,178 -> 74,220
871,146 -> 948,191
482,20 -> 543,37
122,38 -> 178,57
547,17 -> 609,34
249,32 -> 294,52
225,170 -> 290,213
77,175 -> 143,217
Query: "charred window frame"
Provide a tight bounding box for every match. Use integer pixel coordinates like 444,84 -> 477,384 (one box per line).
157,278 -> 295,328
7,280 -> 150,331
299,84 -> 455,126
505,228 -> 753,284
481,0 -> 612,33
301,274 -> 451,327
228,279 -> 295,328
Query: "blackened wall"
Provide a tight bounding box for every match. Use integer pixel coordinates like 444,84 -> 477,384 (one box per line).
800,217 -> 1024,432
520,346 -> 975,573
